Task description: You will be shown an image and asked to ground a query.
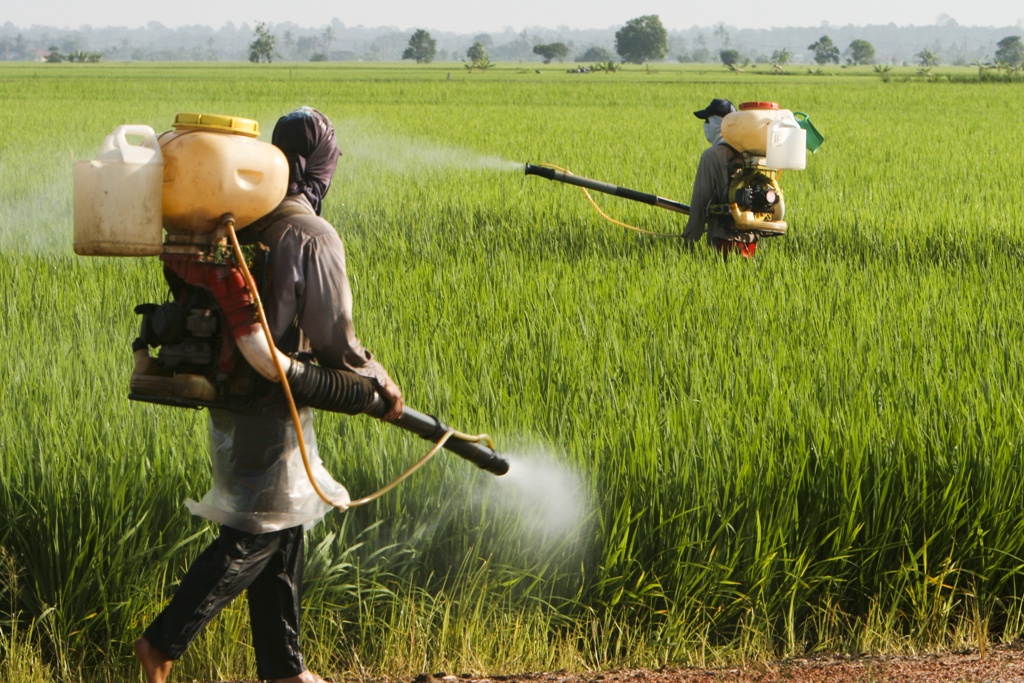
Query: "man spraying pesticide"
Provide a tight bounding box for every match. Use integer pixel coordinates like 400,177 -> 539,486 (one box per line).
73,109 -> 508,683
525,99 -> 823,259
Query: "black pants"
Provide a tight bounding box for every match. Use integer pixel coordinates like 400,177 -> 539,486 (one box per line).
143,524 -> 306,680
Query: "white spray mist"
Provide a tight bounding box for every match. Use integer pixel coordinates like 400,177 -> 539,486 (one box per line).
469,442 -> 595,568
0,152 -> 76,258
337,119 -> 523,175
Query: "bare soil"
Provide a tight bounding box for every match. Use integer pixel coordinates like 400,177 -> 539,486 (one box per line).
398,644 -> 1024,683
210,644 -> 1024,683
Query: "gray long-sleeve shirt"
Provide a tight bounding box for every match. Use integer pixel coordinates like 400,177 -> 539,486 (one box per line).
187,195 -> 395,533
249,195 -> 392,386
683,142 -> 752,246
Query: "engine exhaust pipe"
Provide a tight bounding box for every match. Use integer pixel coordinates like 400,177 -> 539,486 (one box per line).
525,163 -> 690,215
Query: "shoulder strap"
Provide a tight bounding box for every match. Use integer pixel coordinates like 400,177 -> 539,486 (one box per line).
270,205 -> 311,220
722,144 -> 745,177
239,204 -> 311,244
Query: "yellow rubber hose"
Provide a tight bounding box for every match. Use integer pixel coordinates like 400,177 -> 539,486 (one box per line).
538,163 -> 685,238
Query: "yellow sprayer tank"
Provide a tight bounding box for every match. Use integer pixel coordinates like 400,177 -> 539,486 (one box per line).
721,101 -> 785,156
159,113 -> 288,235
722,101 -> 806,170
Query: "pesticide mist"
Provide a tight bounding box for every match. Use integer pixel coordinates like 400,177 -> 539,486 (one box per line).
470,443 -> 595,570
0,150 -> 77,258
338,119 -> 523,175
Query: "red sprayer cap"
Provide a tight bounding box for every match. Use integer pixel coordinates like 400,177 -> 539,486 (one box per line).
739,101 -> 780,110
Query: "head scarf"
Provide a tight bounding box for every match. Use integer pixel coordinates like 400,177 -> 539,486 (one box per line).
271,106 -> 341,216
694,98 -> 735,147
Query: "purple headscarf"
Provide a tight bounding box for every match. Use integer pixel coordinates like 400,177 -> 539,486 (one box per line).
271,106 -> 341,216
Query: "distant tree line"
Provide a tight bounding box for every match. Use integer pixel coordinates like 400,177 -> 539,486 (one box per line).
44,46 -> 102,62
799,33 -> 1024,69
1,18 -> 1020,68
396,16 -> 670,67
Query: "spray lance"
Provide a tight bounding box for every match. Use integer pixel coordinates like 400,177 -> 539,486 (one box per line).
73,113 -> 508,510
525,103 -> 823,238
525,163 -> 691,215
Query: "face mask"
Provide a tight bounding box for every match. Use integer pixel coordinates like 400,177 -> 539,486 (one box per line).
703,116 -> 723,144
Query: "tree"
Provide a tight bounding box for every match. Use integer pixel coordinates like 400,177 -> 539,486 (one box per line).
771,48 -> 792,66
321,26 -> 335,55
248,22 -> 276,63
995,36 -> 1024,68
465,40 -> 495,71
533,43 -> 569,64
691,33 -> 712,63
615,15 -> 668,64
465,40 -> 496,70
490,30 -> 533,61
580,46 -> 613,62
719,49 -> 741,67
466,41 -> 489,64
714,23 -> 731,48
465,54 -> 495,72
847,39 -> 875,65
402,29 -> 436,64
916,48 -> 941,67
66,49 -> 102,63
807,35 -> 840,65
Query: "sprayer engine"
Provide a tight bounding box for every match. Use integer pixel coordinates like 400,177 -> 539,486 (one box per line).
733,181 -> 778,214
727,159 -> 786,234
135,299 -> 219,373
129,238 -> 265,410
132,290 -> 256,409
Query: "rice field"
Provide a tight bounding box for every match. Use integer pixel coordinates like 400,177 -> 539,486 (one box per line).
1,61 -> 1024,682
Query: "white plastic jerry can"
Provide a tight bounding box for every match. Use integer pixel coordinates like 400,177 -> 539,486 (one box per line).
73,125 -> 164,256
766,112 -> 807,170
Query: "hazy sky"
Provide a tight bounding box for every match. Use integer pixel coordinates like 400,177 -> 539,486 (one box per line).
6,0 -> 1022,32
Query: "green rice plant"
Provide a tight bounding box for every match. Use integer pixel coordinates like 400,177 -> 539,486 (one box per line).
2,62 -> 1024,680
0,547 -> 53,682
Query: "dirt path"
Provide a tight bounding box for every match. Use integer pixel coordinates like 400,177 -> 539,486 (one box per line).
401,643 -> 1024,683
210,644 -> 1024,683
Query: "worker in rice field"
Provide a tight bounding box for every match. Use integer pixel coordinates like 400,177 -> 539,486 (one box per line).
683,98 -> 758,259
134,106 -> 404,683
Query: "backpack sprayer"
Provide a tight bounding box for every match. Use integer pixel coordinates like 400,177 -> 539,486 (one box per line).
73,113 -> 508,509
526,103 -> 822,238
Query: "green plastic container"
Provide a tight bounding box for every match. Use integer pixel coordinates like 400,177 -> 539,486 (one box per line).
794,111 -> 824,153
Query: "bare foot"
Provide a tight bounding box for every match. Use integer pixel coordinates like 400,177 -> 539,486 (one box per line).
270,670 -> 330,683
134,637 -> 173,683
